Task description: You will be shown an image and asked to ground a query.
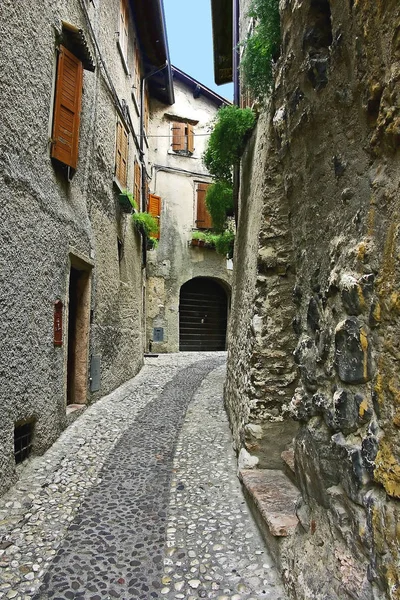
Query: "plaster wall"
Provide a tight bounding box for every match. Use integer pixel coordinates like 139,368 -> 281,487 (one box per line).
0,0 -> 144,495
226,0 -> 400,598
146,78 -> 232,352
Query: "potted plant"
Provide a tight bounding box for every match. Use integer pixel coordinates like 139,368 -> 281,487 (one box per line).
132,211 -> 159,238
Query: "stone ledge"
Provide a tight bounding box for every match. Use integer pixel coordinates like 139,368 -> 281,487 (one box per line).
239,469 -> 301,566
281,448 -> 297,486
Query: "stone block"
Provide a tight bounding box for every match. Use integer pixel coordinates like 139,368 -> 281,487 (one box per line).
334,318 -> 372,384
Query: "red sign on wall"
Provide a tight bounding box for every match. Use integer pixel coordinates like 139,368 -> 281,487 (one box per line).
54,300 -> 63,346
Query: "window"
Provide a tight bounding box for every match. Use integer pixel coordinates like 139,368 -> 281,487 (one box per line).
51,45 -> 83,170
148,194 -> 161,239
171,121 -> 194,154
115,120 -> 129,188
196,183 -> 212,229
118,0 -> 129,66
134,159 -> 141,207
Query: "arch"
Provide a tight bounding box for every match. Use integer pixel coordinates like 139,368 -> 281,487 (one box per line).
179,277 -> 229,351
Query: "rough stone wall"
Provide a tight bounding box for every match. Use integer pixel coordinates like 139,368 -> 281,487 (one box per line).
146,80 -> 232,353
0,0 -> 144,495
226,0 -> 400,598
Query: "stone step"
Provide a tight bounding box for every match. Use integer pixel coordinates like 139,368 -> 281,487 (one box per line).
239,469 -> 301,567
281,448 -> 297,487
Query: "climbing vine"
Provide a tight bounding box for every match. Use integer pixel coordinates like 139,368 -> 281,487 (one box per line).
240,0 -> 281,102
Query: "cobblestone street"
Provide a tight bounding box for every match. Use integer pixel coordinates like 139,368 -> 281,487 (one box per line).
0,354 -> 286,600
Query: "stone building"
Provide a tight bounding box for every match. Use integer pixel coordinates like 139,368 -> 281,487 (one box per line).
145,67 -> 232,353
212,1 -> 400,599
0,0 -> 173,495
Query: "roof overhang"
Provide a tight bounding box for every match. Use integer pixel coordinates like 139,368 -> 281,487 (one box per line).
172,66 -> 230,107
210,0 -> 233,85
129,0 -> 174,105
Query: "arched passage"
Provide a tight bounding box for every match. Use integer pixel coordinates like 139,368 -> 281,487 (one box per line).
179,278 -> 229,351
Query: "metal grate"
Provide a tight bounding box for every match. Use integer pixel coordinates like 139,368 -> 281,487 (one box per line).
14,421 -> 34,465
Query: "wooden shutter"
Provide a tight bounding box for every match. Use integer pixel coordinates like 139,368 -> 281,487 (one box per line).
196,183 -> 212,229
115,120 -> 129,188
133,43 -> 141,100
134,160 -> 141,206
51,46 -> 83,170
120,0 -> 129,59
187,124 -> 194,153
171,121 -> 186,151
148,194 -> 161,239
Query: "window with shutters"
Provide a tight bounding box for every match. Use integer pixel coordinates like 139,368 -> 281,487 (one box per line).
133,42 -> 141,104
51,45 -> 83,170
147,194 -> 161,239
195,183 -> 212,230
118,0 -> 129,72
171,121 -> 195,155
115,120 -> 129,189
134,160 -> 141,207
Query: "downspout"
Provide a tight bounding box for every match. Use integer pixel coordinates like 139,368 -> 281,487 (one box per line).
233,0 -> 240,225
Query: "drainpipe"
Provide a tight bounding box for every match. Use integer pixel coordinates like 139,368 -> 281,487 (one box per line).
233,0 -> 240,225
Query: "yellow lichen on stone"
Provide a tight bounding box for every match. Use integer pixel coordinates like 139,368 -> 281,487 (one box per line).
376,221 -> 398,301
359,398 -> 368,418
393,409 -> 400,428
372,300 -> 381,324
360,327 -> 369,381
357,241 -> 367,263
389,292 -> 400,314
357,285 -> 366,311
374,441 -> 400,499
388,378 -> 400,405
367,206 -> 375,237
375,371 -> 384,406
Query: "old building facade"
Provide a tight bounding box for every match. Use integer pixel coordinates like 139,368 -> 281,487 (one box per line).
0,0 -> 173,495
212,0 -> 400,599
145,67 -> 232,353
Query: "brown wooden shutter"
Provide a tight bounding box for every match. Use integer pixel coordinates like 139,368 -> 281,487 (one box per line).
171,121 -> 185,151
148,194 -> 161,239
133,43 -> 141,100
196,183 -> 212,229
134,160 -> 141,206
115,120 -> 129,188
187,123 -> 194,153
51,46 -> 83,170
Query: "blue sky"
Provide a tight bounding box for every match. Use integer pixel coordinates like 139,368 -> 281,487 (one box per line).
163,0 -> 233,101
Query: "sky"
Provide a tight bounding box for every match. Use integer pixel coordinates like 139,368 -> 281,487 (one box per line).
163,0 -> 233,101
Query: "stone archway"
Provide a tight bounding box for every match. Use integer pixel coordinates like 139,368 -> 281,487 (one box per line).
179,277 -> 228,351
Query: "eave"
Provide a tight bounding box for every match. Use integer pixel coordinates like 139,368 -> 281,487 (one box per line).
210,0 -> 233,85
172,66 -> 230,108
130,0 -> 175,105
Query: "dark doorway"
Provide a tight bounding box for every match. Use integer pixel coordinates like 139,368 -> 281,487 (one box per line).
179,278 -> 228,351
67,265 -> 91,405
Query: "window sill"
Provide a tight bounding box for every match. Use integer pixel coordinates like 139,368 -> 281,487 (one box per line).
117,40 -> 130,76
113,176 -> 126,193
167,151 -> 198,159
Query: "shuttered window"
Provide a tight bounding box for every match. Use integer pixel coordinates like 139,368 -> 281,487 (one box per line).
119,0 -> 129,60
51,46 -> 83,170
134,160 -> 141,207
115,120 -> 129,188
196,183 -> 212,229
171,121 -> 195,154
148,194 -> 161,239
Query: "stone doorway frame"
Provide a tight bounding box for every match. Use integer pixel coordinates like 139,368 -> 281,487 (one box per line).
65,250 -> 93,407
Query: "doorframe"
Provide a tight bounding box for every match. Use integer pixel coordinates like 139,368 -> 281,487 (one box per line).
64,249 -> 94,408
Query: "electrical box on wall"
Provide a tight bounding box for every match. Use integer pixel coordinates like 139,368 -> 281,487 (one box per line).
90,355 -> 101,392
153,327 -> 164,342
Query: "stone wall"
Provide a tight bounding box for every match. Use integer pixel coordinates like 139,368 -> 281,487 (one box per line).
226,0 -> 400,598
0,0 -> 145,495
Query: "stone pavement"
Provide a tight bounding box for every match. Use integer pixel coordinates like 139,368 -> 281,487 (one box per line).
0,353 -> 287,600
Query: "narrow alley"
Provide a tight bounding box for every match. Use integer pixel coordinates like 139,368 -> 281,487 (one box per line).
0,354 -> 286,600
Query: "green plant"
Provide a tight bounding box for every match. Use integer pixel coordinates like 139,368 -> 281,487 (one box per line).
213,229 -> 235,258
119,190 -> 137,210
203,105 -> 256,184
191,229 -> 235,257
132,212 -> 158,237
240,0 -> 281,102
205,181 -> 234,233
